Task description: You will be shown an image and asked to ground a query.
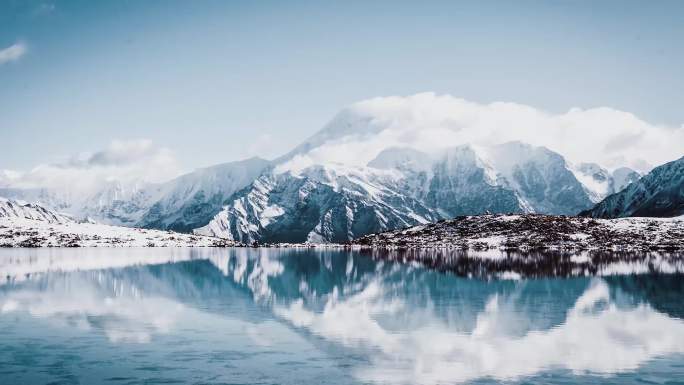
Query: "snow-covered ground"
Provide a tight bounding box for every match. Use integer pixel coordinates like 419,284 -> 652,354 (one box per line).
352,214 -> 684,251
0,196 -> 240,247
0,217 -> 239,247
348,214 -> 684,278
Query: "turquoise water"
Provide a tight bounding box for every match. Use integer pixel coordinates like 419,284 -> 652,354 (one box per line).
1,248 -> 683,385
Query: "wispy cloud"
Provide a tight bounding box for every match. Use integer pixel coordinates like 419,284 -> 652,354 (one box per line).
0,42 -> 27,65
3,139 -> 182,198
246,133 -> 281,160
34,3 -> 56,16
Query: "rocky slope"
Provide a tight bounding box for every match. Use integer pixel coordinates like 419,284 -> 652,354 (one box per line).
0,197 -> 73,223
194,165 -> 440,244
571,163 -> 641,203
137,157 -> 270,232
582,156 -> 684,218
0,197 -> 238,247
0,158 -> 270,231
1,97 -> 646,243
352,214 -> 684,251
198,142 -> 637,243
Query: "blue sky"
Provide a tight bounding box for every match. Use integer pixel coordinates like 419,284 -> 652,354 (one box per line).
1,0 -> 683,171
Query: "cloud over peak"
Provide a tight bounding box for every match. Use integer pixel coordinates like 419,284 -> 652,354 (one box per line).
280,93 -> 684,173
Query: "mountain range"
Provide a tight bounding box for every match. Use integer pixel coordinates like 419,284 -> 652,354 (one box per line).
194,142 -> 640,243
0,196 -> 73,224
3,99 -> 682,243
581,156 -> 684,218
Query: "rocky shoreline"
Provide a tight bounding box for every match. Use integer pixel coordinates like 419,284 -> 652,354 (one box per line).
358,248 -> 684,279
2,214 -> 683,253
350,214 -> 684,251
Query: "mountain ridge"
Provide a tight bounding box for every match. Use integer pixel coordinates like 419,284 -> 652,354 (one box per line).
0,96 -> 655,243
196,142 -> 638,243
581,156 -> 684,218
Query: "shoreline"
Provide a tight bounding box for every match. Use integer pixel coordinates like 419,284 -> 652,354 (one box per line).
2,214 -> 683,251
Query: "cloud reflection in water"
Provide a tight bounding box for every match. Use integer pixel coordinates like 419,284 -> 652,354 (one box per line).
1,248 -> 683,384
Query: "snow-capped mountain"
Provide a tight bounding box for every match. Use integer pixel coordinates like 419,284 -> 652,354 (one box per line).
571,163 -> 641,203
471,142 -> 594,214
2,96 -> 648,243
0,157 -> 270,231
137,157 -> 270,232
78,180 -> 161,226
582,156 -> 684,218
194,164 -> 440,244
612,167 -> 643,192
0,197 -> 73,224
0,182 -> 154,226
0,187 -> 71,213
196,141 -> 639,243
0,196 -> 239,247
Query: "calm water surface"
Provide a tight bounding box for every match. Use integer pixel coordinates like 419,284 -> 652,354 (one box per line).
1,248 -> 684,385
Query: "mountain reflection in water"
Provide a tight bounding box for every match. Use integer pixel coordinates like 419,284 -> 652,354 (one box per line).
1,248 -> 684,385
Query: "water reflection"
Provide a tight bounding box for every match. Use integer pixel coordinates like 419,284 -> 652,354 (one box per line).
1,248 -> 684,384
365,248 -> 684,278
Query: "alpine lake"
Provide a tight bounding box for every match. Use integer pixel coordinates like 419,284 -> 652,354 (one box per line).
1,247 -> 684,385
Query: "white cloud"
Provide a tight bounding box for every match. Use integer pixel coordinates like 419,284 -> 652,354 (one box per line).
0,170 -> 22,188
246,133 -> 281,160
276,279 -> 684,384
0,42 -> 27,65
0,274 -> 184,344
5,139 -> 181,198
279,93 -> 684,173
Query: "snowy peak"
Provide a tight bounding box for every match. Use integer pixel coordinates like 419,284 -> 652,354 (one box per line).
572,163 -> 612,202
79,179 -> 160,226
4,94 -> 647,242
582,155 -> 684,218
276,107 -> 383,163
571,163 -> 641,203
440,145 -> 493,176
0,197 -> 73,224
0,187 -> 71,213
453,143 -> 589,214
576,162 -> 611,179
0,178 -> 158,226
194,173 -> 282,243
612,167 -> 642,192
2,94 -> 670,245
424,145 -> 521,216
195,166 -> 440,244
485,141 -> 564,169
0,155 -> 270,231
197,141 -> 613,243
367,147 -> 433,173
136,157 -> 270,232
181,157 -> 270,190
